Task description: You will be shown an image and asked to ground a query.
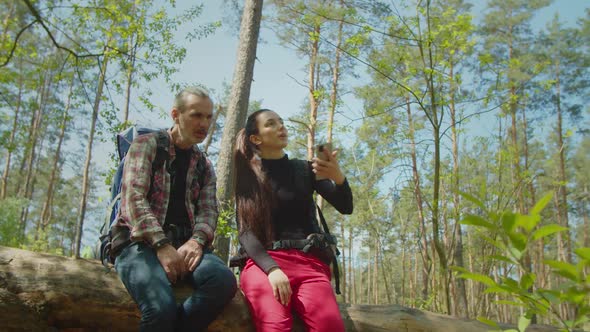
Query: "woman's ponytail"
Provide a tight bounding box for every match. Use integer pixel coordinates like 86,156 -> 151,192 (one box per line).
234,110 -> 274,245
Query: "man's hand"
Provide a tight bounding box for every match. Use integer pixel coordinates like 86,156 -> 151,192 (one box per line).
177,239 -> 204,272
156,244 -> 186,284
267,267 -> 292,306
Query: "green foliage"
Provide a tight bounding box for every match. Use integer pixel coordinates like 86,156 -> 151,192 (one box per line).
216,204 -> 237,240
455,192 -> 590,331
0,197 -> 27,247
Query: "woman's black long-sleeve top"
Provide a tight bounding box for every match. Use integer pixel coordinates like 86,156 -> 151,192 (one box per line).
238,154 -> 353,273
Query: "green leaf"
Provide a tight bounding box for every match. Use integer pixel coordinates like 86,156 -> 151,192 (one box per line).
501,213 -> 517,232
544,260 -> 578,281
495,299 -> 524,307
530,193 -> 553,215
459,191 -> 485,210
515,214 -> 540,233
537,289 -> 561,303
520,273 -> 536,290
459,272 -> 496,286
574,247 -> 590,261
476,316 -> 499,328
509,246 -> 523,261
518,315 -> 531,332
489,254 -> 516,264
508,232 -> 527,252
461,214 -> 495,229
532,225 -> 569,241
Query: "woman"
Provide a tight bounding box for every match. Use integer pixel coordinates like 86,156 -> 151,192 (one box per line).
234,109 -> 353,332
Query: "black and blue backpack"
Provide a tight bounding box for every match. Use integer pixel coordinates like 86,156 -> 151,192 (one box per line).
97,127 -> 170,266
98,126 -> 209,266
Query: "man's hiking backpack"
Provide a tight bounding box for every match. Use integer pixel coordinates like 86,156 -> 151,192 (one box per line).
97,126 -> 206,266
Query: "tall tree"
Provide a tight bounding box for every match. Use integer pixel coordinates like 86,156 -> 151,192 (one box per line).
214,0 -> 264,262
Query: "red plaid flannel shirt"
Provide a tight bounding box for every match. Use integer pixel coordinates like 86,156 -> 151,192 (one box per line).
114,130 -> 218,247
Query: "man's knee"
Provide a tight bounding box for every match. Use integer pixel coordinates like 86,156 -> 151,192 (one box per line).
196,254 -> 237,299
140,297 -> 177,328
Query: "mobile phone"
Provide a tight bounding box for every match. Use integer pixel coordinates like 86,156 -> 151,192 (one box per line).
316,142 -> 332,161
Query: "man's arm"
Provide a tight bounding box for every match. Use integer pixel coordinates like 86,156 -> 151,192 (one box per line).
192,156 -> 218,247
119,134 -> 167,246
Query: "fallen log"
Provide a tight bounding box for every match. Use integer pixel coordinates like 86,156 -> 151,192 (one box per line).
0,246 -> 571,331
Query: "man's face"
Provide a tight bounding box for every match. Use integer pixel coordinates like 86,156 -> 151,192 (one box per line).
172,94 -> 213,146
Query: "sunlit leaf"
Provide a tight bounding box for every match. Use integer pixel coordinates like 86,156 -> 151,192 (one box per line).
489,254 -> 516,264
532,224 -> 569,241
520,273 -> 536,290
515,214 -> 539,233
461,214 -> 495,229
518,316 -> 531,332
476,316 -> 499,328
530,193 -> 553,215
501,213 -> 517,232
574,247 -> 590,261
459,191 -> 485,210
544,260 -> 578,281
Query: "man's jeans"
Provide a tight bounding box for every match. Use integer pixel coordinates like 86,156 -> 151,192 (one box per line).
115,242 -> 237,332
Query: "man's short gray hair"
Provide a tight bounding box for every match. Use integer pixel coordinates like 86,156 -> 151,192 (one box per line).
173,86 -> 212,111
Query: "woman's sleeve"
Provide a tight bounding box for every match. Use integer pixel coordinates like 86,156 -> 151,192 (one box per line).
239,230 -> 279,274
314,177 -> 354,215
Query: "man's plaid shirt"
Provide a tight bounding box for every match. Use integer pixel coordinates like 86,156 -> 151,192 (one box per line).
114,130 -> 218,247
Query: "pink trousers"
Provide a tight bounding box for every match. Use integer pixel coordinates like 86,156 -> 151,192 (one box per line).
240,249 -> 345,332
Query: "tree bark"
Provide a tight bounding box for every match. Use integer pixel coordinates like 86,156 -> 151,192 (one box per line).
0,246 -> 567,332
18,69 -> 52,240
202,104 -> 222,154
306,23 -> 321,160
214,0 -> 263,263
38,76 -> 74,237
0,58 -> 23,200
406,95 -> 430,304
449,59 -> 469,318
75,54 -> 109,258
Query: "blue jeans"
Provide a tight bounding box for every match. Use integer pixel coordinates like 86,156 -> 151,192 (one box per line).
115,242 -> 237,332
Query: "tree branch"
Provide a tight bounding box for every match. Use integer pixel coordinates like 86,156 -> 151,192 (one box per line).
0,20 -> 37,68
22,0 -> 105,60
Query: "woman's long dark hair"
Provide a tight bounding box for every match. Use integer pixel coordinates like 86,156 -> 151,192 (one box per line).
234,109 -> 274,245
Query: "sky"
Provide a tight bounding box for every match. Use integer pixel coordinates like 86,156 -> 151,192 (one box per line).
126,0 -> 589,145
82,0 -> 589,249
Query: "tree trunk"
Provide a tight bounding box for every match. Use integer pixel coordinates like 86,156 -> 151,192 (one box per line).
406,95 -> 430,304
74,54 -> 109,258
19,70 -> 51,240
349,226 -> 355,303
306,23 -> 321,160
0,59 -> 23,200
0,245 -> 564,332
554,63 -> 572,264
340,220 -> 347,302
449,59 -> 468,318
202,104 -> 222,154
122,1 -> 138,124
317,1 -> 343,211
584,184 -> 589,248
38,76 -> 74,236
214,0 -> 263,263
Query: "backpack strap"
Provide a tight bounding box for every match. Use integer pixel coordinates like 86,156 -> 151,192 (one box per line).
195,149 -> 208,190
316,205 -> 341,294
153,130 -> 170,174
290,159 -> 341,294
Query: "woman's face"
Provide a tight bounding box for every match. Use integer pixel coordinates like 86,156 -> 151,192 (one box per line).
250,110 -> 288,152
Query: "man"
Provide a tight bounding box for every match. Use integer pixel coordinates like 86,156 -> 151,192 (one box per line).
112,87 -> 237,332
